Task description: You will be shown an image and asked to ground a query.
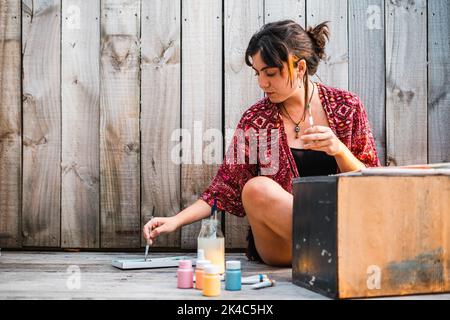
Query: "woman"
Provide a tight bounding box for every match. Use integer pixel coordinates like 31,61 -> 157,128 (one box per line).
143,20 -> 380,267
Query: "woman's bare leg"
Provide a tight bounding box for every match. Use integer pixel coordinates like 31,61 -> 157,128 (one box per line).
241,176 -> 293,266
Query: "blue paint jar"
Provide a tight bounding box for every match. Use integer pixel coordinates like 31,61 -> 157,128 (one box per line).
225,260 -> 241,291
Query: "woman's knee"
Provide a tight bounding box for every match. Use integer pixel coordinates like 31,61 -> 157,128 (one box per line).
242,176 -> 277,208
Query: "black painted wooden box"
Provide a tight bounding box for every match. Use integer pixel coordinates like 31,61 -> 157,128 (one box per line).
292,175 -> 450,299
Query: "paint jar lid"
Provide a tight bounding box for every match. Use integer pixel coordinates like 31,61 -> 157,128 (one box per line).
196,259 -> 211,269
226,261 -> 241,270
204,264 -> 220,275
178,260 -> 192,269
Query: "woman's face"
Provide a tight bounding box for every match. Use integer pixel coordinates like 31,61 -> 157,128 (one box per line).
251,50 -> 304,104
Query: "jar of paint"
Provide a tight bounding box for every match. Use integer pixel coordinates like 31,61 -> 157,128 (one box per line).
177,260 -> 193,289
202,265 -> 221,297
225,260 -> 241,291
195,259 -> 210,290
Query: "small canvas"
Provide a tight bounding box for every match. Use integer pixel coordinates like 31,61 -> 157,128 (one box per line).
112,256 -> 196,270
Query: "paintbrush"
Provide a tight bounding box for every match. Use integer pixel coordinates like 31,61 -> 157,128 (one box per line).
144,243 -> 150,262
145,216 -> 154,261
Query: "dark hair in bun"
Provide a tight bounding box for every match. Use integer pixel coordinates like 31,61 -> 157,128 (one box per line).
307,21 -> 330,62
245,19 -> 330,84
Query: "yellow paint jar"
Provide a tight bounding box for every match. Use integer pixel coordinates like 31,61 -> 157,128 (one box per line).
202,265 -> 221,297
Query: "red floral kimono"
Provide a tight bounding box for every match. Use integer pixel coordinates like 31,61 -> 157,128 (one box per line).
200,82 -> 380,217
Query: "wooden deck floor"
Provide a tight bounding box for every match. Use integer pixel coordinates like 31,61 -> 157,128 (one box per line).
1,251 -> 449,300
0,251 -> 324,300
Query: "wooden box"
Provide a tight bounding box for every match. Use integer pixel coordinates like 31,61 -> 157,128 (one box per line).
292,175 -> 450,299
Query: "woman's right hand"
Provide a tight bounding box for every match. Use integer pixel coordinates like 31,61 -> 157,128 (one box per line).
143,216 -> 180,245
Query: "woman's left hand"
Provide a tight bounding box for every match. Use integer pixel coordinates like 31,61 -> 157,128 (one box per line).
300,126 -> 344,156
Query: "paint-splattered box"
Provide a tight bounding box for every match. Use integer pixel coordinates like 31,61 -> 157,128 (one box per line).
292,175 -> 450,299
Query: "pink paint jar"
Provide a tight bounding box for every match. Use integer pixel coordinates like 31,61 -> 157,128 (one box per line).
177,260 -> 194,289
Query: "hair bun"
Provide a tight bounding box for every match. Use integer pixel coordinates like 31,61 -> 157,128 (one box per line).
306,21 -> 330,61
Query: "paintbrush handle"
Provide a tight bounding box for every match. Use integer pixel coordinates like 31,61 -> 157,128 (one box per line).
144,245 -> 149,261
144,215 -> 154,261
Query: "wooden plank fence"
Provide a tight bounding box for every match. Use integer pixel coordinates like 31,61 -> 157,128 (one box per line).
22,0 -> 61,247
0,0 -> 448,249
61,0 -> 100,248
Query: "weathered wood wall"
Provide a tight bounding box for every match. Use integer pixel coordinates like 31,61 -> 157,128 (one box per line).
22,0 -> 61,247
0,0 -> 449,249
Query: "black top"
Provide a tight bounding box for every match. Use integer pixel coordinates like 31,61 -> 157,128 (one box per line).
290,148 -> 338,177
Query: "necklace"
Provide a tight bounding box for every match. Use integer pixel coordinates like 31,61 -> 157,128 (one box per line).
281,81 -> 315,139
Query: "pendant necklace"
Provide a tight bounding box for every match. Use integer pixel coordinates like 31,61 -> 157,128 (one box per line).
281,81 -> 315,139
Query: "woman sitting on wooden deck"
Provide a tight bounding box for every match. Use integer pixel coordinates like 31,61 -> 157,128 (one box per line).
143,20 -> 380,267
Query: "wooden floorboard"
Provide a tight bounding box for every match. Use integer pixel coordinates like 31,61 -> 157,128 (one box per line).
0,251 -> 324,300
0,251 -> 448,300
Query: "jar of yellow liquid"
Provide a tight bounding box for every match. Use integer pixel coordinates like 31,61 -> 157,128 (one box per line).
202,264 -> 221,297
197,218 -> 225,274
